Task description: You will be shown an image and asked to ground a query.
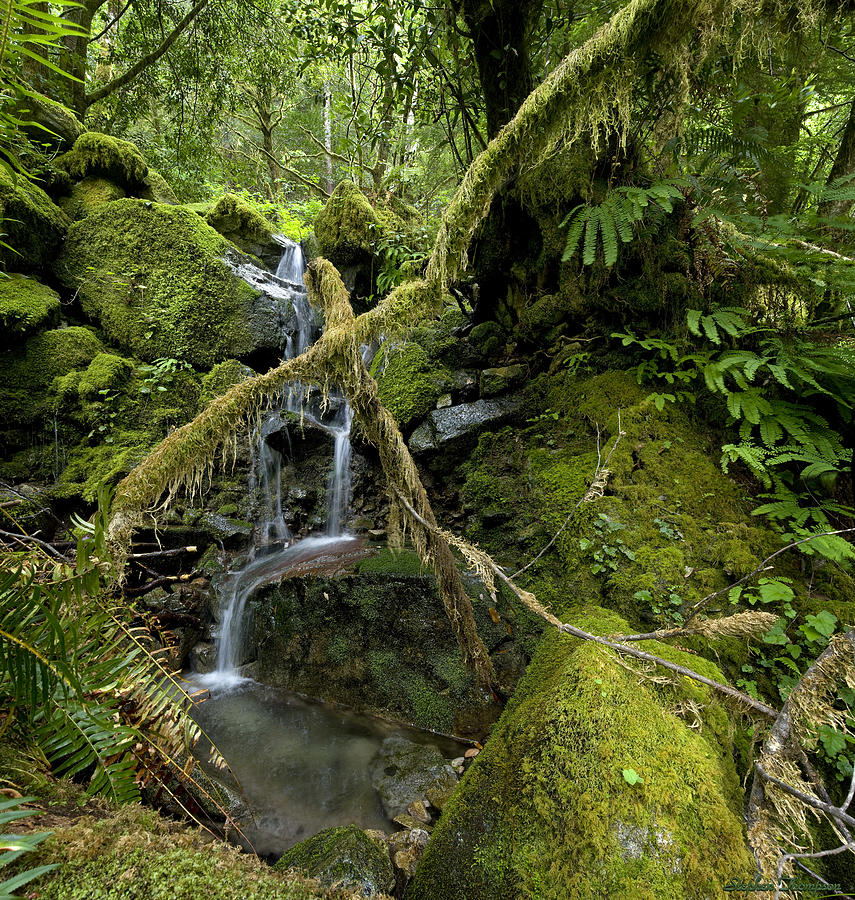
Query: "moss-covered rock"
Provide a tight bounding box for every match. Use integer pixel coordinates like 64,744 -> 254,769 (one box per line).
374,343 -> 446,429
406,609 -> 753,900
275,825 -> 395,897
75,353 -> 134,400
314,181 -> 378,267
0,274 -> 60,343
13,91 -> 86,151
0,326 -> 103,426
0,165 -> 69,272
56,132 -> 148,191
140,169 -> 179,204
200,359 -> 255,404
58,177 -> 126,220
206,193 -> 277,259
53,199 -> 260,366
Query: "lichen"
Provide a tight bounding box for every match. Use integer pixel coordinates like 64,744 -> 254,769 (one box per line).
56,132 -> 149,190
52,199 -> 259,367
407,609 -> 753,900
313,181 -> 378,266
0,274 -> 60,342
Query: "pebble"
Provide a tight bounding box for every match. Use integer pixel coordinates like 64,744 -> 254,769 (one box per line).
451,757 -> 465,767
406,799 -> 432,824
464,748 -> 480,759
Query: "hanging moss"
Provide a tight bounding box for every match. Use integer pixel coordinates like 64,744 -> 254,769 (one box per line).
56,132 -> 148,191
313,180 -> 378,266
53,199 -> 259,367
58,177 -> 126,220
0,274 -> 60,343
0,165 -> 69,272
407,609 -> 753,900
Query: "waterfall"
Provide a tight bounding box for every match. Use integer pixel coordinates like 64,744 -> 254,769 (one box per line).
201,238 -> 359,687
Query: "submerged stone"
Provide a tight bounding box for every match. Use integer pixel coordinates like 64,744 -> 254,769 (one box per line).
370,735 -> 457,819
274,824 -> 395,897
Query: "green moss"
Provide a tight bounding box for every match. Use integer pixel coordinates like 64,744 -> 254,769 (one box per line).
274,825 -> 394,897
139,169 -> 179,204
76,353 -> 133,400
22,804 -> 355,900
0,165 -> 69,271
58,177 -> 126,220
408,609 -> 753,900
206,193 -> 275,253
356,548 -> 426,576
200,359 -> 255,404
313,180 -> 378,266
56,132 -> 148,190
0,274 -> 60,342
0,326 -> 103,426
13,91 -> 86,151
374,342 -> 445,429
53,200 -> 259,367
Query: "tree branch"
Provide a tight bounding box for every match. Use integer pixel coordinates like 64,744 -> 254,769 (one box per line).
84,0 -> 211,108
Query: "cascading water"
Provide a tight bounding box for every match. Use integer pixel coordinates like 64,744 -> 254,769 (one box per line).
200,238 -> 359,688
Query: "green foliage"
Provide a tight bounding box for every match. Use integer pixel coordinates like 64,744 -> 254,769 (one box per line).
615,308 -> 855,560
0,797 -> 56,899
0,489 -> 225,807
561,180 -> 685,267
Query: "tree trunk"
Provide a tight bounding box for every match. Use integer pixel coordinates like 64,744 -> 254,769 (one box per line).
822,98 -> 855,218
323,82 -> 334,194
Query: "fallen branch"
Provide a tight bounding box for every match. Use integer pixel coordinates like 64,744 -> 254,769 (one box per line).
128,546 -> 198,560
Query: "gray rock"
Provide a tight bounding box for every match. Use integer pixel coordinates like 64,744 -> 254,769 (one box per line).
614,822 -> 681,874
409,397 -> 523,455
370,735 -> 457,819
388,827 -> 430,879
199,512 -> 253,542
274,824 -> 395,896
189,641 -> 217,674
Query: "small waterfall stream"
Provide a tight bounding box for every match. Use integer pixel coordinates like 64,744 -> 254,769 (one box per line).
201,239 -> 359,688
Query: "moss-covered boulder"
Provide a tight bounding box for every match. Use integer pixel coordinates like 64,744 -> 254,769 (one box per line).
206,193 -> 279,264
374,343 -> 447,429
140,169 -> 179,204
314,181 -> 378,267
13,91 -> 85,151
0,274 -> 60,344
0,326 -> 103,426
53,199 -> 261,367
0,165 -> 69,272
57,176 -> 126,220
275,825 -> 395,897
56,132 -> 148,191
406,609 -> 753,900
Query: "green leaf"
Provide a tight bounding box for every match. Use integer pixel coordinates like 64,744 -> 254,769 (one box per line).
622,768 -> 643,786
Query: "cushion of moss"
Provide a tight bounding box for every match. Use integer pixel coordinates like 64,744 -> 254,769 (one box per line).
0,165 -> 69,271
53,199 -> 259,367
206,194 -> 275,251
0,326 -> 103,426
56,132 -> 148,190
0,274 -> 60,342
407,609 -> 753,900
274,825 -> 394,896
374,342 -> 447,428
139,169 -> 179,204
24,806 -> 364,900
200,359 -> 255,403
58,177 -> 126,220
313,181 -> 378,265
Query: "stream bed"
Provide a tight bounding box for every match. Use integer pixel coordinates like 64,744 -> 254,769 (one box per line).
188,679 -> 463,856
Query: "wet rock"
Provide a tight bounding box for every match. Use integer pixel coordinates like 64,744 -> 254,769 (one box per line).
436,393 -> 452,409
480,364 -> 526,398
468,321 -> 505,358
189,641 -> 217,674
274,824 -> 394,897
406,799 -> 431,824
388,828 -> 429,880
392,813 -> 431,831
446,370 -> 479,402
409,397 -> 523,455
450,757 -> 465,768
370,735 -> 457,819
199,512 -> 253,544
425,776 -> 456,811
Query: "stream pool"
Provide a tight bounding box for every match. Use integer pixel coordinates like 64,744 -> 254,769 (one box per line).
188,679 -> 462,856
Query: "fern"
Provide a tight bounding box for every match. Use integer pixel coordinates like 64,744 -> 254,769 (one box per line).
561,179 -> 685,268
0,796 -> 56,899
